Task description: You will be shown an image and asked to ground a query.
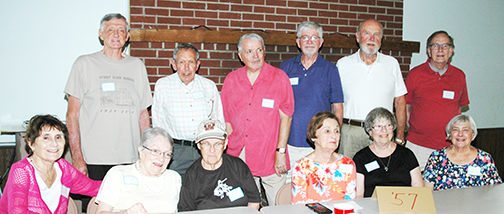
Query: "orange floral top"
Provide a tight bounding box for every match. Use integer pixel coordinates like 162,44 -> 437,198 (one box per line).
291,155 -> 356,204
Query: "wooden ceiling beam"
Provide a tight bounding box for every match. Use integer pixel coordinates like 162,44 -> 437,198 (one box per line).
129,29 -> 420,53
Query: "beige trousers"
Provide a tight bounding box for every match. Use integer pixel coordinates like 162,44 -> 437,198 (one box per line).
339,123 -> 372,159
406,140 -> 435,170
240,147 -> 285,205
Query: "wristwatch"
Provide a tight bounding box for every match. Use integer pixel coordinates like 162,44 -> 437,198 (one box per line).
395,138 -> 405,145
276,147 -> 286,154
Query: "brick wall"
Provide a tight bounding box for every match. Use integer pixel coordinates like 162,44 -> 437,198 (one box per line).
129,0 -> 410,91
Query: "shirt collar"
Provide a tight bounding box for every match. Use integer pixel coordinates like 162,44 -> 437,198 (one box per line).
238,62 -> 272,85
426,58 -> 452,76
294,53 -> 322,67
356,49 -> 381,65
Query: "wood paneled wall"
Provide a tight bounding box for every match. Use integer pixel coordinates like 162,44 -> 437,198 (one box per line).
473,128 -> 504,177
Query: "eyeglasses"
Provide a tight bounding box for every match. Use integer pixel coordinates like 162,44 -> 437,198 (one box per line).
142,146 -> 172,158
199,141 -> 225,150
372,124 -> 394,131
298,35 -> 321,42
429,43 -> 452,49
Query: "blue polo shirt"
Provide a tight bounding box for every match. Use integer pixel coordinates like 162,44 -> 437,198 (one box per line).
280,53 -> 344,147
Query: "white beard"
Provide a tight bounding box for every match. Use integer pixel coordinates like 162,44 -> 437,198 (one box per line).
359,42 -> 379,55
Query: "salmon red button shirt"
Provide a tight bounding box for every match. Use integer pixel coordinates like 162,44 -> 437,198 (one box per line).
221,63 -> 295,177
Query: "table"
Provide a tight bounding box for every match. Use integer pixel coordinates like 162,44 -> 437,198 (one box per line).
261,184 -> 504,214
433,183 -> 504,213
1,124 -> 26,163
0,130 -> 18,194
179,206 -> 260,214
261,198 -> 379,214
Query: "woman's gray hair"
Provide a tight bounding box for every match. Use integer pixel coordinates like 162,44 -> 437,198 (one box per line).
173,43 -> 200,62
297,21 -> 323,39
140,127 -> 173,149
237,33 -> 265,53
445,114 -> 478,141
100,13 -> 129,31
364,107 -> 397,140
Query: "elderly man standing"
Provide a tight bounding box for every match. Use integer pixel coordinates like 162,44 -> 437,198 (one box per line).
221,33 -> 295,205
280,21 -> 343,182
405,31 -> 469,168
152,43 -> 224,178
65,13 -> 152,211
337,19 -> 407,159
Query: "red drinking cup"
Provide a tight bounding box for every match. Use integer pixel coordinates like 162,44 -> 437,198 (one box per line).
333,203 -> 354,214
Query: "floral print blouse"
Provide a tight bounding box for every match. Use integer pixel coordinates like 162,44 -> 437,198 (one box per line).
291,155 -> 356,204
423,147 -> 502,191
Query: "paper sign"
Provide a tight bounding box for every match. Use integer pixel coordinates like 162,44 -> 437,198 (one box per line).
192,91 -> 205,100
372,186 -> 436,213
364,160 -> 380,172
61,185 -> 70,198
468,166 -> 481,176
339,164 -> 353,174
227,187 -> 245,202
262,98 -> 274,108
290,77 -> 299,85
443,90 -> 455,99
101,82 -> 115,92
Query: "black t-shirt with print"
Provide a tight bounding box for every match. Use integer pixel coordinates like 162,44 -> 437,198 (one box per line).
178,154 -> 260,211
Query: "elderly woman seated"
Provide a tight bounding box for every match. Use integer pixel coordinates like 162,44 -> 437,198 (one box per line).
95,127 -> 181,214
178,120 -> 260,211
291,111 -> 357,204
353,107 -> 423,198
423,114 -> 502,191
0,115 -> 101,214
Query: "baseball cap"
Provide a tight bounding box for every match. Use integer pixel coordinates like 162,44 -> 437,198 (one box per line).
195,120 -> 227,142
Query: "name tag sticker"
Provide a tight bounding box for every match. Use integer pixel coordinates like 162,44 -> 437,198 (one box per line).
192,91 -> 205,100
290,77 -> 299,85
468,166 -> 481,176
365,160 -> 380,172
339,164 -> 354,174
262,98 -> 274,108
443,90 -> 455,99
101,82 -> 116,92
123,175 -> 139,186
228,187 -> 245,202
61,185 -> 70,198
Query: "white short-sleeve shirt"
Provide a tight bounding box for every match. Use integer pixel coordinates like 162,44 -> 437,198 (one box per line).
337,50 -> 407,120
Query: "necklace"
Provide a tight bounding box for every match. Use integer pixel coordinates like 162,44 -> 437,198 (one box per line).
30,158 -> 56,186
136,162 -> 166,195
377,156 -> 392,172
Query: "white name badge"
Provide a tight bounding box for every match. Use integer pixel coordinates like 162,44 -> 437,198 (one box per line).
290,77 -> 299,85
339,163 -> 354,174
262,98 -> 275,108
227,187 -> 245,202
468,166 -> 481,176
443,90 -> 455,99
192,91 -> 205,100
61,185 -> 70,198
365,160 -> 380,172
101,82 -> 116,92
123,175 -> 139,186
